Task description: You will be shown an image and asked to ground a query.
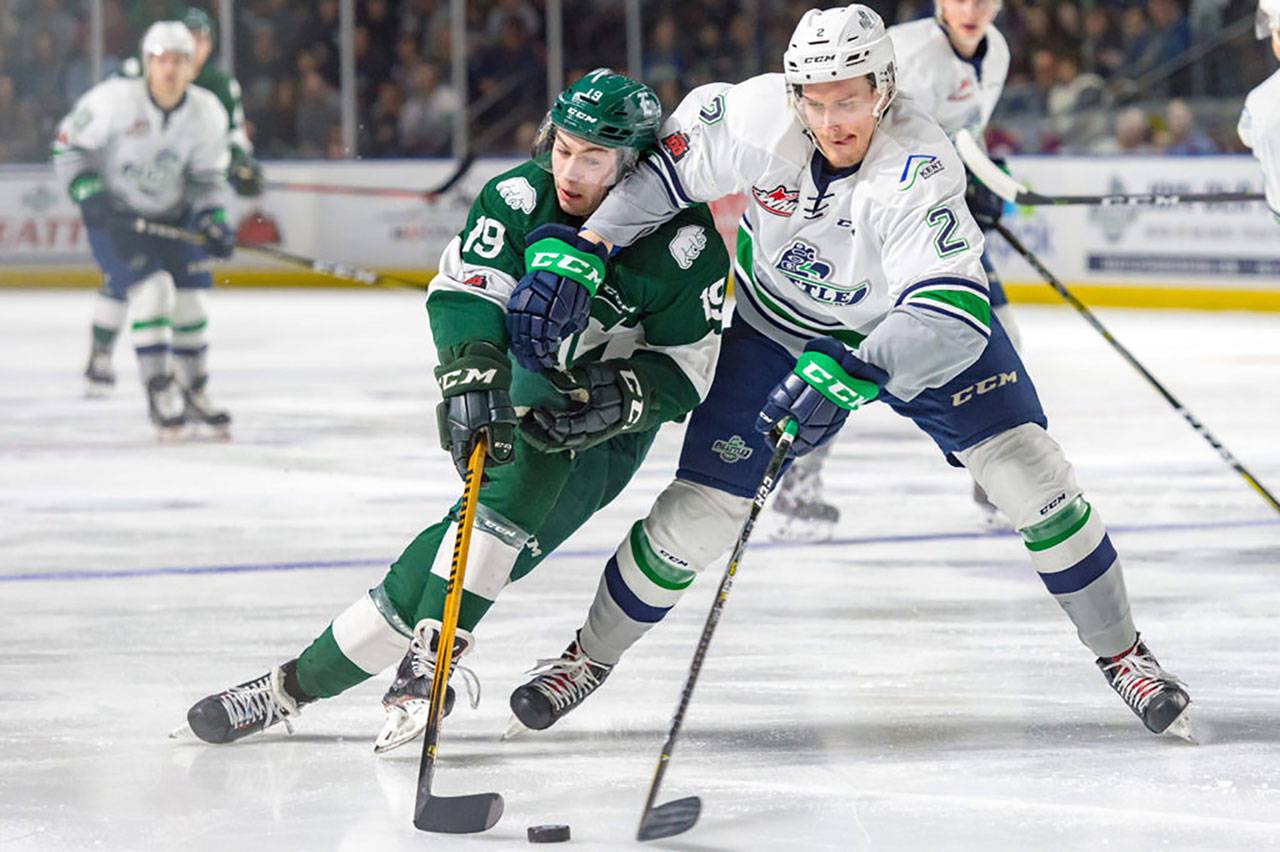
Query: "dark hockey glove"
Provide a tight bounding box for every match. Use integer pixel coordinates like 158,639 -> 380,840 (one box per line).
192,208 -> 236,258
70,173 -> 113,229
965,161 -> 1007,230
520,360 -> 653,453
756,337 -> 887,457
505,223 -> 608,372
434,340 -> 518,480
228,148 -> 265,197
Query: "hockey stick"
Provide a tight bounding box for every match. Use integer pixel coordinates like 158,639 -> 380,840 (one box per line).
637,419 -> 799,842
995,222 -> 1280,515
955,129 -> 1265,207
414,437 -> 505,833
128,218 -> 429,291
264,154 -> 476,201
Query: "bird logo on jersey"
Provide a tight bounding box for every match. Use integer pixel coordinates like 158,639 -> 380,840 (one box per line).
775,240 -> 869,306
497,177 -> 537,214
751,184 -> 800,216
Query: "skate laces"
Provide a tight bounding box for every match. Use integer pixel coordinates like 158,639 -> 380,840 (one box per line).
409,627 -> 481,710
525,644 -> 610,711
1102,647 -> 1182,712
219,667 -> 299,733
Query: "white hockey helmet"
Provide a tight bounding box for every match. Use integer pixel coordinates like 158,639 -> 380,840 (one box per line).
141,20 -> 195,58
783,5 -> 896,120
1256,0 -> 1280,37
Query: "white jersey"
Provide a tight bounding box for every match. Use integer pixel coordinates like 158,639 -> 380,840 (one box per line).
53,77 -> 229,220
1238,68 -> 1280,220
586,73 -> 990,402
888,18 -> 1009,141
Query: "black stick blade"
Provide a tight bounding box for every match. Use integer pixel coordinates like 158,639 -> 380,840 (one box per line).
413,792 -> 504,834
637,796 -> 701,841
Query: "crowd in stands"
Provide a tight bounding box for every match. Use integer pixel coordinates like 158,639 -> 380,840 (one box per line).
0,0 -> 1275,164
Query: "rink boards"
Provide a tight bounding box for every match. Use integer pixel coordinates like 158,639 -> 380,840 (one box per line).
2,155 -> 1278,310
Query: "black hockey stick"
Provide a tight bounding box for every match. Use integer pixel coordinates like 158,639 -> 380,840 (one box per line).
414,438 -> 505,833
265,153 -> 476,201
128,218 -> 429,291
995,221 -> 1280,515
956,130 -> 1265,207
637,419 -> 799,842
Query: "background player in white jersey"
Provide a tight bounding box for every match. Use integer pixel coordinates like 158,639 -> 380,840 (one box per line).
776,0 -> 1016,535
83,7 -> 259,399
1240,0 -> 1280,222
501,4 -> 1193,740
54,21 -> 235,437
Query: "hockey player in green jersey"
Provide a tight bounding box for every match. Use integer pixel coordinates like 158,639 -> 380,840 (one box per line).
84,6 -> 262,396
181,70 -> 729,750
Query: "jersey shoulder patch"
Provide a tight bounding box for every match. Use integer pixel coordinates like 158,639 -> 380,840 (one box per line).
668,224 -> 708,270
496,176 -> 537,214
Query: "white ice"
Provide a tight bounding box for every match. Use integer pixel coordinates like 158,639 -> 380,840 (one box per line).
2,289 -> 1279,851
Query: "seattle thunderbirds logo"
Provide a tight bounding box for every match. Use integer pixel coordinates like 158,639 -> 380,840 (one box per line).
775,240 -> 869,306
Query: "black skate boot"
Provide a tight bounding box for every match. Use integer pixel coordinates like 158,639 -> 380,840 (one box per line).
181,375 -> 231,439
506,632 -> 613,736
84,351 -> 115,398
373,619 -> 479,754
146,374 -> 187,439
185,659 -> 313,744
1097,635 -> 1193,740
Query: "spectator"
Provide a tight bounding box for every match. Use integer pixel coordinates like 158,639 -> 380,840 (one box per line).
1046,51 -> 1112,152
363,78 -> 404,157
1084,5 -> 1125,77
1095,106 -> 1155,154
255,78 -> 298,158
644,15 -> 682,89
295,68 -> 341,158
399,61 -> 460,157
1160,98 -> 1218,154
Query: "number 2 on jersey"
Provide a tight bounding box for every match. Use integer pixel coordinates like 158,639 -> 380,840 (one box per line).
926,205 -> 969,258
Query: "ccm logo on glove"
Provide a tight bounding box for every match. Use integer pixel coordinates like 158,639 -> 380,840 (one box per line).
527,250 -> 605,288
439,366 -> 500,390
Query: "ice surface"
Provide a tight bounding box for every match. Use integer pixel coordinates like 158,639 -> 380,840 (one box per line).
2,290 -> 1279,850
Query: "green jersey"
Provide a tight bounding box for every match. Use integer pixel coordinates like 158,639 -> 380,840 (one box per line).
428,160 -> 727,424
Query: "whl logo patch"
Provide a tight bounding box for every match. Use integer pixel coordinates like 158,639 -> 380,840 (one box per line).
775,240 -> 870,306
711,435 -> 754,463
660,132 -> 691,162
752,184 -> 799,217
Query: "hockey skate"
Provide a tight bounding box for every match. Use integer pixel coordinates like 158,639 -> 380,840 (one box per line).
182,659 -> 312,744
181,375 -> 231,440
1097,635 -> 1194,742
769,463 -> 839,542
373,619 -> 479,755
504,632 -> 613,738
146,374 -> 187,440
83,351 -> 115,398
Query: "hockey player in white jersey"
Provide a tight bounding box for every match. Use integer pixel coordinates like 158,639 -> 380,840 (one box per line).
503,5 -> 1193,740
776,0 -> 1017,535
56,21 -> 235,437
1240,0 -> 1280,222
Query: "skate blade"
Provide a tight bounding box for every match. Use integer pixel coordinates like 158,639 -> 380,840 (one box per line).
169,722 -> 195,739
84,381 -> 113,399
155,425 -> 187,442
187,422 -> 232,442
373,705 -> 427,754
1164,711 -> 1197,744
500,714 -> 533,741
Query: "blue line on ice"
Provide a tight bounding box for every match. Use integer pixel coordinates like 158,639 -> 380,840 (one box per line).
3,518 -> 1276,583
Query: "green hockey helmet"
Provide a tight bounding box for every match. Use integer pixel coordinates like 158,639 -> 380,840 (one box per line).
182,6 -> 214,38
533,68 -> 662,184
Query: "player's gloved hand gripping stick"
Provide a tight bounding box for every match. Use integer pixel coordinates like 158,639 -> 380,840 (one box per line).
434,341 -> 517,481
520,360 -> 656,453
505,223 -> 609,372
756,337 -> 888,457
637,419 -> 798,842
413,438 -> 505,834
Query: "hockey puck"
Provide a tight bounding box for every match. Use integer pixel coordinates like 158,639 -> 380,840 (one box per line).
527,824 -> 571,843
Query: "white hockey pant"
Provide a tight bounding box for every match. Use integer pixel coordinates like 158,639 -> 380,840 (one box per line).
128,271 -> 175,384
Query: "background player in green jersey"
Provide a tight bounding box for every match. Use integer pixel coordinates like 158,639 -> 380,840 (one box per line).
181,70 -> 729,751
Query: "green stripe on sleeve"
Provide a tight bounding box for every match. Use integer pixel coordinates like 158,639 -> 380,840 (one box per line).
914,289 -> 991,326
